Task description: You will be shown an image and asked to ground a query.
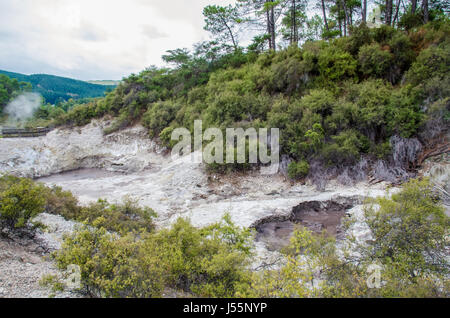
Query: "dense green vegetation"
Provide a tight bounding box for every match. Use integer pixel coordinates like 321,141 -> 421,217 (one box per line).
50,19 -> 449,177
2,174 -> 446,297
0,70 -> 116,105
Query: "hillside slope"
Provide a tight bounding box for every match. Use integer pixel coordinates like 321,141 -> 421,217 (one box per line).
0,70 -> 116,104
54,22 -> 449,187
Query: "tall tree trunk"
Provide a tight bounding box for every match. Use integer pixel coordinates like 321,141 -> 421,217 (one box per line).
293,0 -> 298,45
270,6 -> 276,51
264,0 -> 276,50
393,0 -> 401,26
266,10 -> 272,50
342,0 -> 350,35
338,1 -> 343,36
226,24 -> 238,51
411,0 -> 417,14
362,0 -> 367,23
385,0 -> 393,25
266,6 -> 273,50
219,16 -> 238,51
291,0 -> 298,45
423,0 -> 429,23
344,12 -> 347,36
321,0 -> 330,32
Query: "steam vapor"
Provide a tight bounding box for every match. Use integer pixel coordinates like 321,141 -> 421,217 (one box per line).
4,92 -> 42,122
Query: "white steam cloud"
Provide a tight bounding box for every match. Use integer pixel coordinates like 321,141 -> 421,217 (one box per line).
5,92 -> 42,122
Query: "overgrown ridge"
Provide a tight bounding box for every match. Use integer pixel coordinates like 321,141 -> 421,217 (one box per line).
30,21 -> 447,189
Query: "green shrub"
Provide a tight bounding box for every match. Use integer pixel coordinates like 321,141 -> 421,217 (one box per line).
57,102 -> 98,127
287,160 -> 310,180
317,47 -> 357,85
53,214 -> 253,298
398,12 -> 425,30
364,178 -> 449,279
347,79 -> 392,140
301,89 -> 335,117
303,123 -> 325,153
370,140 -> 392,159
0,176 -> 46,230
204,91 -> 252,127
43,185 -> 81,218
387,86 -> 424,138
43,185 -> 156,235
358,43 -> 393,79
387,32 -> 415,83
143,101 -> 180,138
54,223 -> 165,298
406,43 -> 450,86
321,130 -> 368,165
77,198 -> 157,235
153,215 -> 253,297
345,24 -> 373,55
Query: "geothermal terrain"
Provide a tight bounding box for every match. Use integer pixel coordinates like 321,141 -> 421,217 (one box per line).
0,119 -> 448,297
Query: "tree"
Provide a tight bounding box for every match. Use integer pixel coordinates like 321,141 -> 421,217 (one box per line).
280,0 -> 308,45
162,48 -> 192,68
411,0 -> 417,14
385,0 -> 393,25
265,0 -> 278,50
392,0 -> 402,26
203,5 -> 242,51
342,0 -> 350,34
304,14 -> 325,40
316,0 -> 354,37
362,0 -> 367,23
423,0 -> 429,23
238,0 -> 282,51
321,0 -> 331,32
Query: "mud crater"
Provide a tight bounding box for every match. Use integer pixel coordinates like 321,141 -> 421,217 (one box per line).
254,196 -> 363,251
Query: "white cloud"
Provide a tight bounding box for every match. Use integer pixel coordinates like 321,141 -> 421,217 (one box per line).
0,0 -> 236,80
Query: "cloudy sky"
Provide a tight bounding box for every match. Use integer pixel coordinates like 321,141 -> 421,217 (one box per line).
0,0 -> 236,80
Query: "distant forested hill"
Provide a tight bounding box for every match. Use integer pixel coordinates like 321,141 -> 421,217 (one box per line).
0,70 -> 117,104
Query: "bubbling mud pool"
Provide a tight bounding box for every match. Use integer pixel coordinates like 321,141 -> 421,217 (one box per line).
254,199 -> 358,251
37,168 -> 123,183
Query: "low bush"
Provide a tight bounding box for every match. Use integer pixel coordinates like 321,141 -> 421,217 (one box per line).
0,175 -> 46,231
53,214 -> 254,298
287,160 -> 310,180
358,43 -> 393,79
44,188 -> 156,235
